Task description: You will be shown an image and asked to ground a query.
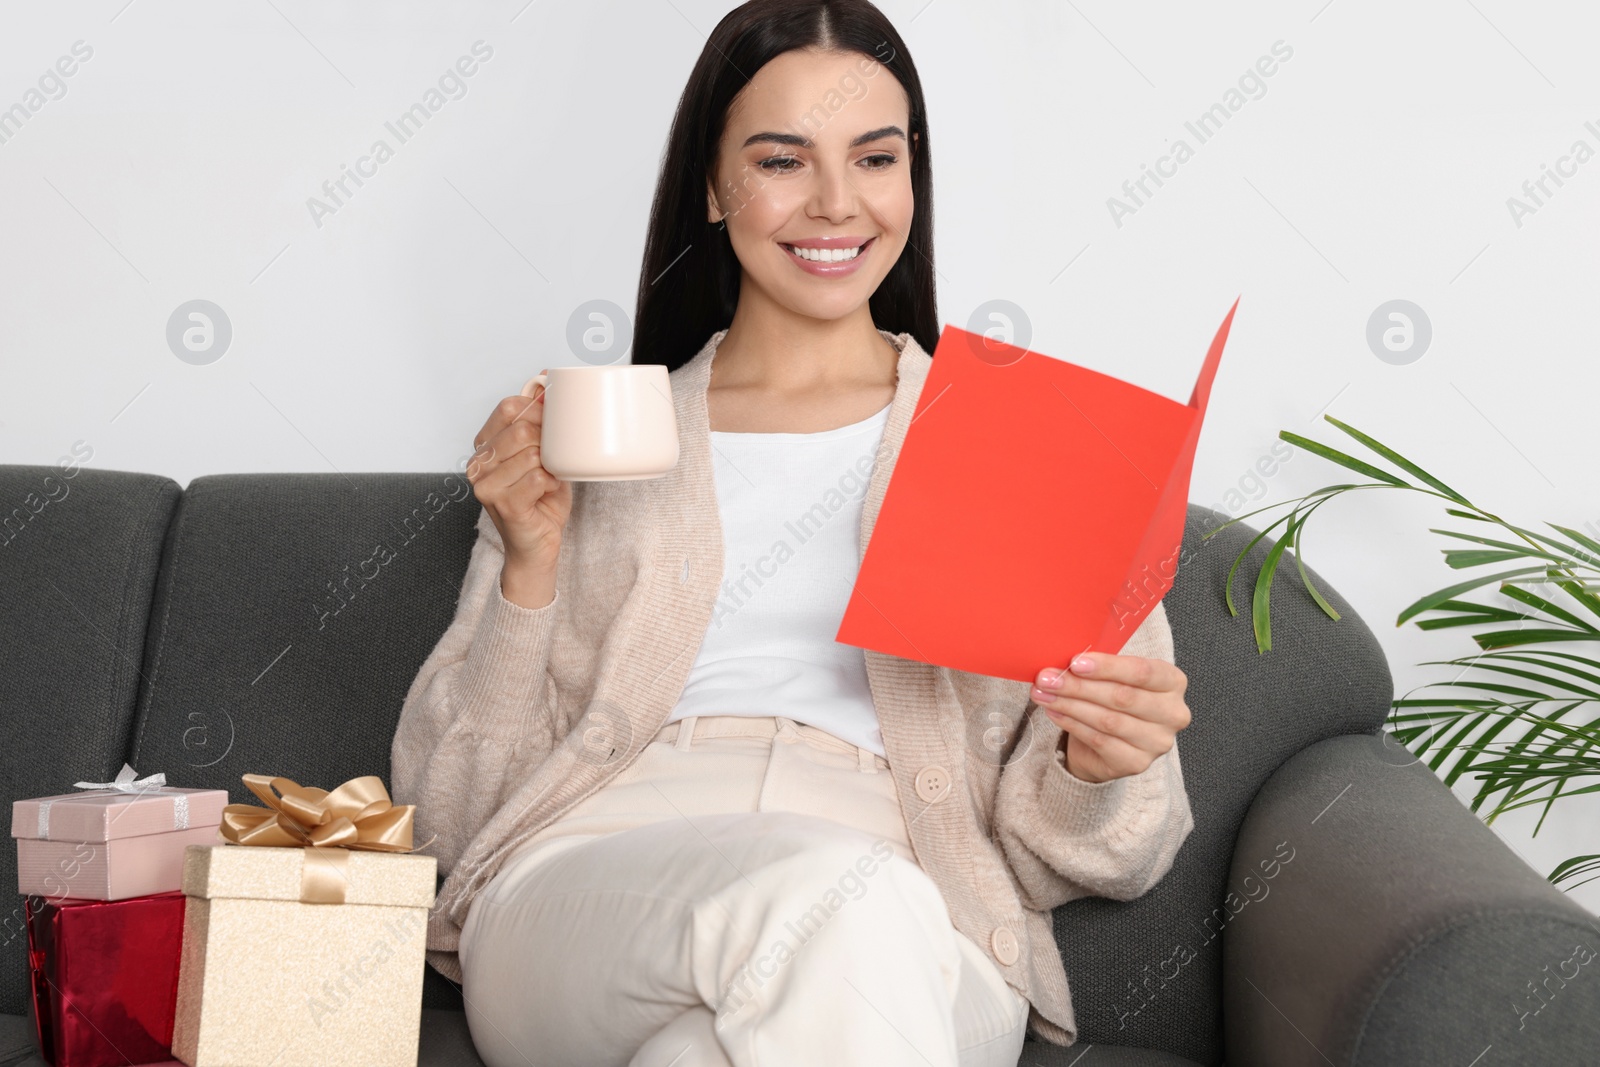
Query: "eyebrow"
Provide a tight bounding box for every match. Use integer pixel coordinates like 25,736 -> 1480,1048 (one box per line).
740,125 -> 906,150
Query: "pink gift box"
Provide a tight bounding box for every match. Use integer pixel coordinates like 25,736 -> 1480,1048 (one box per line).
16,827 -> 222,901
12,770 -> 227,901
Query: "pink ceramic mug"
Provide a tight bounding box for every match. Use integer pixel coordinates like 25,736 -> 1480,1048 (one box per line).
519,365 -> 679,481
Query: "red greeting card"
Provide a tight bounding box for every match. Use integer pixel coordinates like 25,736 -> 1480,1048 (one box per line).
836,298 -> 1238,681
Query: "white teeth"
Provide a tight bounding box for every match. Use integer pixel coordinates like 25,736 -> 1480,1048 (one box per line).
786,242 -> 865,263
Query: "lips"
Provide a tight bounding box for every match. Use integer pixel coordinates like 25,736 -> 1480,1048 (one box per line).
781,236 -> 877,276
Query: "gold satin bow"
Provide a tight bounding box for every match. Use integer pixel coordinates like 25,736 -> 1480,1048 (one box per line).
218,774 -> 422,904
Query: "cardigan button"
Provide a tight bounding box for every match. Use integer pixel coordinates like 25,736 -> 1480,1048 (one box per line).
990,925 -> 1019,966
914,766 -> 951,803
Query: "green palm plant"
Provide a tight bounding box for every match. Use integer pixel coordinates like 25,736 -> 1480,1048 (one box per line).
1206,414 -> 1600,891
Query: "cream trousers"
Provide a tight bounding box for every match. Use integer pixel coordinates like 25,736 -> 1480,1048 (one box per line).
458,713 -> 1031,1067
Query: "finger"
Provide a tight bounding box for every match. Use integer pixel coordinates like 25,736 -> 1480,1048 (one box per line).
1048,713 -> 1150,777
470,417 -> 544,483
1040,696 -> 1174,754
1032,671 -> 1170,723
1036,665 -> 1188,727
1034,676 -> 1161,721
1059,679 -> 1190,731
1058,651 -> 1186,696
471,441 -> 557,500
472,388 -> 545,454
472,394 -> 537,457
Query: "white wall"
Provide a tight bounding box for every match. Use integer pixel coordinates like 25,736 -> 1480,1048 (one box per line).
2,1 -> 1595,910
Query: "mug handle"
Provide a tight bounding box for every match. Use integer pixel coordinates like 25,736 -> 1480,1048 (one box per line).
519,370 -> 548,399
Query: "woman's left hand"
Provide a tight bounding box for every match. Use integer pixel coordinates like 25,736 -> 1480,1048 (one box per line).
1030,652 -> 1191,784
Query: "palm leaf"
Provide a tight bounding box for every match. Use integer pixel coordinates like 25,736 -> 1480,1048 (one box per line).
1473,628 -> 1596,650
1276,431 -> 1407,487
1547,522 -> 1600,561
1395,567 -> 1553,626
1431,526 -> 1600,572
1290,511 -> 1341,622
1222,514 -> 1290,620
1548,854 -> 1600,890
1250,520 -> 1297,652
1495,584 -> 1600,634
1536,725 -> 1600,835
1521,523 -> 1600,571
1412,599 -> 1542,632
1318,414 -> 1469,502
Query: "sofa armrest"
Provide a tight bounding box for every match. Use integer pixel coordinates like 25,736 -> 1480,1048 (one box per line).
1224,734 -> 1600,1066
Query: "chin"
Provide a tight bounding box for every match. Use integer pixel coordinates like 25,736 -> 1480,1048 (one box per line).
778,288 -> 877,322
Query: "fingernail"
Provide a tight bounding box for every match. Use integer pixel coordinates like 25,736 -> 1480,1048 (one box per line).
1071,656 -> 1095,674
1039,669 -> 1062,688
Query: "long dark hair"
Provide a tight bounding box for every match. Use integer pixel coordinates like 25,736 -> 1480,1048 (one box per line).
632,0 -> 938,372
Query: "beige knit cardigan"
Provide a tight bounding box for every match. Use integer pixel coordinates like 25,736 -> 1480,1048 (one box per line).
390,326 -> 1194,1046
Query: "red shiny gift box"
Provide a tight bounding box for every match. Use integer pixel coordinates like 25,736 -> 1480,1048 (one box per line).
24,891 -> 186,1067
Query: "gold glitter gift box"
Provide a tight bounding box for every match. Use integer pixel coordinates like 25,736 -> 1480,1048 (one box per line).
171,774 -> 436,1067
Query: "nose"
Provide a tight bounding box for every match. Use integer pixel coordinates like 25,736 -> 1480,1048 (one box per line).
807,159 -> 859,224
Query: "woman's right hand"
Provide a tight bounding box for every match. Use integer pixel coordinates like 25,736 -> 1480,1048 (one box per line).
466,375 -> 572,608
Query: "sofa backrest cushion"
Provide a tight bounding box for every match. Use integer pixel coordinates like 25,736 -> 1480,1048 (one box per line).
0,465 -> 180,1015
126,472 -> 479,1008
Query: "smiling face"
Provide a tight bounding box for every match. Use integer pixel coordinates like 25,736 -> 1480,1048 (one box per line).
707,47 -> 917,324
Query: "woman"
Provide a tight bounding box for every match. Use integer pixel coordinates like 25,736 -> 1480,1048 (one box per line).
391,2 -> 1194,1065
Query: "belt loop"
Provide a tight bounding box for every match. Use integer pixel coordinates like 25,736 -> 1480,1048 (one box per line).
858,746 -> 876,774
675,716 -> 697,750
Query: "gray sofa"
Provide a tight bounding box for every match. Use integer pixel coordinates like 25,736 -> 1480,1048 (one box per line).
1,463 -> 1596,1066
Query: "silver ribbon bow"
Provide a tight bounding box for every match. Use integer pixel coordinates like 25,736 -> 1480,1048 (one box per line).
72,764 -> 169,792
37,764 -> 189,839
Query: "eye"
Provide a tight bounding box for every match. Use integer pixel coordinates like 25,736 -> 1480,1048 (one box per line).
860,153 -> 897,170
757,155 -> 801,173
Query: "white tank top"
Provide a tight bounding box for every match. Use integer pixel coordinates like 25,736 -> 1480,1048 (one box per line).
664,401 -> 892,758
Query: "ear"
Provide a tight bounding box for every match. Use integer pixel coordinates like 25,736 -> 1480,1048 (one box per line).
706,180 -> 722,225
